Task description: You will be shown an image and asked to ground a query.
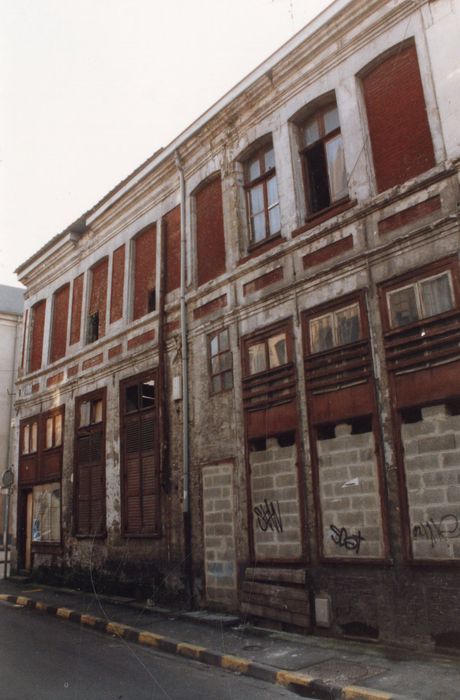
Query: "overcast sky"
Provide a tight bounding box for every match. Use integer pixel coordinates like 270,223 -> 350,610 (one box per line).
0,0 -> 332,288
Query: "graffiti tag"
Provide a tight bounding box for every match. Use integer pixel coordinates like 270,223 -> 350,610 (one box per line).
412,514 -> 460,547
330,524 -> 365,554
254,499 -> 283,533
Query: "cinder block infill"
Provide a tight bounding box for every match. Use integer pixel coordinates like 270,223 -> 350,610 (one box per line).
0,594 -> 394,700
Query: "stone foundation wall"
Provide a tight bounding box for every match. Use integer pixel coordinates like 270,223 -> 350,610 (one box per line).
249,438 -> 302,561
401,404 -> 460,560
317,423 -> 385,559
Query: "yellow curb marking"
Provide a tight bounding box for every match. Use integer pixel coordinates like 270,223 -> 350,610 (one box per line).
343,686 -> 393,700
0,594 -> 9,601
106,622 -> 129,637
276,670 -> 313,688
21,588 -> 42,593
138,631 -> 163,647
57,607 -> 73,619
81,614 -> 98,626
16,596 -> 30,606
220,655 -> 250,673
177,642 -> 206,659
35,601 -> 48,611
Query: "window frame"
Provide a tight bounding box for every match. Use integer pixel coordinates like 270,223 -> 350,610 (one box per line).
242,320 -> 293,379
243,142 -> 281,247
208,328 -> 233,395
298,100 -> 348,218
303,292 -> 369,358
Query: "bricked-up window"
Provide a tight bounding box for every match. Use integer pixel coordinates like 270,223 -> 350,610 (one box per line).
70,273 -> 84,345
244,144 -> 280,245
387,272 -> 454,328
195,176 -> 226,286
110,244 -> 125,323
164,206 -> 181,293
87,258 -> 108,343
309,303 -> 361,353
362,42 -> 435,193
50,284 -> 70,363
120,372 -> 160,536
29,299 -> 46,372
133,225 -> 156,320
75,390 -> 106,537
301,101 -> 348,215
209,329 -> 233,393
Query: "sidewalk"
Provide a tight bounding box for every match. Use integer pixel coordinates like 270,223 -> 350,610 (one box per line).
0,578 -> 459,700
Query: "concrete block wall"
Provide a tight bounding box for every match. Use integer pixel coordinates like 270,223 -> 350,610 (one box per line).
202,463 -> 237,607
249,437 -> 302,561
401,404 -> 460,560
317,423 -> 385,559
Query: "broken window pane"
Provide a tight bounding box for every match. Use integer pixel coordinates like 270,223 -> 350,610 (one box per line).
249,342 -> 267,374
268,333 -> 287,368
306,142 -> 330,213
141,380 -> 155,409
326,134 -> 347,202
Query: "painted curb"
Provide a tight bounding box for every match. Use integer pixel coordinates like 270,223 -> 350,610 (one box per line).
0,594 -> 393,700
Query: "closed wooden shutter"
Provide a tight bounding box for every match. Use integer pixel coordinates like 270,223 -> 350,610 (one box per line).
123,410 -> 159,535
76,430 -> 105,535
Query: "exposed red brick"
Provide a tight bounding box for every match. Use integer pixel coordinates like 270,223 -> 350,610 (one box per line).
110,244 -> 125,323
50,284 -> 70,363
362,43 -> 435,193
133,226 -> 156,321
165,319 -> 180,335
70,274 -> 84,345
20,309 -> 29,369
237,234 -> 282,266
82,353 -> 104,370
193,294 -> 227,320
164,206 -> 181,293
302,235 -> 353,269
31,383 -> 40,393
67,364 -> 79,377
29,299 -> 46,372
292,199 -> 356,237
108,344 -> 123,359
89,258 -> 108,338
378,196 -> 441,235
46,371 -> 64,387
127,329 -> 156,349
243,267 -> 283,296
196,176 -> 226,285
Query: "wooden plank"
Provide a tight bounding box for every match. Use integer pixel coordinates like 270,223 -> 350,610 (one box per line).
244,567 -> 306,585
242,581 -> 309,602
240,601 -> 309,628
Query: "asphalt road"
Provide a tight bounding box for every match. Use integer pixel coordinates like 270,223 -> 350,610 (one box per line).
0,601 -> 302,700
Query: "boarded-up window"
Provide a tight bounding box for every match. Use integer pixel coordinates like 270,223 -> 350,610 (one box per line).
50,284 -> 70,363
70,274 -> 84,345
19,408 -> 64,487
87,258 -> 108,343
196,176 -> 226,286
120,372 -> 159,536
29,300 -> 46,372
362,43 -> 435,192
133,226 -> 156,321
75,391 -> 106,537
164,206 -> 181,293
110,244 -> 125,323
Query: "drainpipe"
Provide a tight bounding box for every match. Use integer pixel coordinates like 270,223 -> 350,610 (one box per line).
175,151 -> 193,609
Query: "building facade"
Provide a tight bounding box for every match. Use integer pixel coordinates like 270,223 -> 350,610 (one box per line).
13,0 -> 460,648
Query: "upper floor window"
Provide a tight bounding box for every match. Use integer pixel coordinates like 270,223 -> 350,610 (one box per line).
244,144 -> 280,245
29,299 -> 46,372
387,272 -> 454,329
45,413 -> 63,449
22,420 -> 38,455
87,258 -> 108,344
209,328 -> 233,393
301,102 -> 347,215
132,224 -> 156,320
309,303 -> 361,353
247,330 -> 288,375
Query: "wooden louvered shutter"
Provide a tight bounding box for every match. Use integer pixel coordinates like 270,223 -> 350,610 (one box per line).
76,429 -> 105,536
123,411 -> 158,535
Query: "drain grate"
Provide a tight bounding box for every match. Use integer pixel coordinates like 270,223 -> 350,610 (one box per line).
301,659 -> 386,685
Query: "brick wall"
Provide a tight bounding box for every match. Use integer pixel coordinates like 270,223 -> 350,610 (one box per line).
362,43 -> 435,192
70,274 -> 84,345
133,226 -> 156,321
196,177 -> 226,286
50,284 -> 69,363
89,258 -> 108,338
249,438 -> 302,561
110,244 -> 125,323
317,424 -> 385,559
29,300 -> 46,372
164,206 -> 181,293
202,463 -> 237,606
401,404 -> 460,560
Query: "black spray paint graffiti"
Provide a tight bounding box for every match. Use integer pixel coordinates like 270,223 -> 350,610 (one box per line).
330,525 -> 365,554
412,514 -> 460,547
254,499 -> 283,533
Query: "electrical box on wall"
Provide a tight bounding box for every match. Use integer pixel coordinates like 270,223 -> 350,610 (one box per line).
173,375 -> 182,401
315,593 -> 332,628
